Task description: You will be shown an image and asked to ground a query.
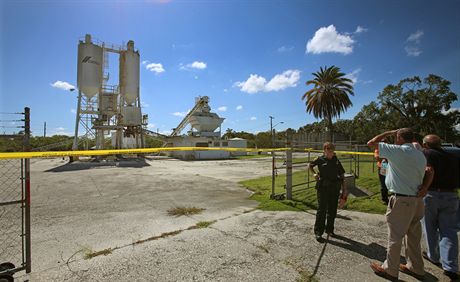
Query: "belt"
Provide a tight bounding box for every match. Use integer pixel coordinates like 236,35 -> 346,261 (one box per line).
393,193 -> 417,197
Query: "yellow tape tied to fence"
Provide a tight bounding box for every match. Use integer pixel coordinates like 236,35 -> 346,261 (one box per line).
0,147 -> 373,160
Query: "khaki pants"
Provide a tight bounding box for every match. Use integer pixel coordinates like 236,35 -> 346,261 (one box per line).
382,195 -> 425,277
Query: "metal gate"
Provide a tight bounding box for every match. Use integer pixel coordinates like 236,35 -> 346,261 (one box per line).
0,108 -> 31,278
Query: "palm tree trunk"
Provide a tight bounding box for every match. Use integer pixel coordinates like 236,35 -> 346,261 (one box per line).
327,115 -> 333,142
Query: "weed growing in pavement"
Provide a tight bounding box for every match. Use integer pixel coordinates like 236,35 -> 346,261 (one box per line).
84,248 -> 113,259
194,220 -> 216,228
167,206 -> 205,217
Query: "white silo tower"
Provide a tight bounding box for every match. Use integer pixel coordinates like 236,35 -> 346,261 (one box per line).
119,40 -> 140,106
77,34 -> 103,98
72,34 -> 146,152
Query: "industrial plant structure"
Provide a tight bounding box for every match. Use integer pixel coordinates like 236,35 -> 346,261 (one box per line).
164,96 -> 247,160
74,34 -> 144,150
73,34 -> 246,158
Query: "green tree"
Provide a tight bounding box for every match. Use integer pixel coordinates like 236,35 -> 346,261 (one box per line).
302,65 -> 354,141
377,74 -> 459,140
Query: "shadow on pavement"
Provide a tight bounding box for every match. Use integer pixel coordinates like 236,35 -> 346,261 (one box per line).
327,234 -> 439,281
46,158 -> 150,172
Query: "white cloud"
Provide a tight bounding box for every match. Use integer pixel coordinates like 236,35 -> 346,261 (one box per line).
142,60 -> 149,65
70,109 -> 76,114
355,26 -> 368,34
407,30 -> 424,43
236,105 -> 243,111
234,70 -> 301,94
250,117 -> 257,121
173,111 -> 187,117
223,88 -> 228,93
306,25 -> 354,55
217,106 -> 227,112
405,46 -> 422,57
234,74 -> 267,94
51,81 -> 75,91
141,101 -> 149,108
277,46 -> 294,53
147,123 -> 156,129
405,30 -> 424,57
181,61 -> 207,70
265,70 -> 301,92
146,63 -> 165,74
346,68 -> 361,85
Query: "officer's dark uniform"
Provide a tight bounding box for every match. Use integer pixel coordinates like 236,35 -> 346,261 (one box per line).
310,154 -> 345,237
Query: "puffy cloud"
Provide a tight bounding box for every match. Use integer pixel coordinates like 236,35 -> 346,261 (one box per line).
250,117 -> 257,121
234,74 -> 267,94
217,106 -> 227,112
355,26 -> 368,33
146,63 -> 165,74
181,61 -> 207,70
51,81 -> 75,91
70,109 -> 76,114
265,70 -> 301,92
236,105 -> 243,111
306,25 -> 354,55
234,70 -> 301,94
407,30 -> 424,43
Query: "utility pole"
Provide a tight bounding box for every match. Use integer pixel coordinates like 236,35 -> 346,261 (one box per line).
269,116 -> 275,198
43,121 -> 46,137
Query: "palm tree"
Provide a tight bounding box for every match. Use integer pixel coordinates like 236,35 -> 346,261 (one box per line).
302,66 -> 354,141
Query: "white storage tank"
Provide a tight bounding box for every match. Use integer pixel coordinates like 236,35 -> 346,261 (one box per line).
120,40 -> 140,106
77,34 -> 103,98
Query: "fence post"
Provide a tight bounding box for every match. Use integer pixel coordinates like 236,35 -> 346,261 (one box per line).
23,107 -> 31,273
285,132 -> 292,200
270,150 -> 276,199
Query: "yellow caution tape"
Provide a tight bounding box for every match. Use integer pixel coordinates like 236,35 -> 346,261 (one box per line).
0,147 -> 291,160
0,147 -> 374,160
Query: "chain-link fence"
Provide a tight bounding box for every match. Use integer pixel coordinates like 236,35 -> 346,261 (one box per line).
0,108 -> 31,279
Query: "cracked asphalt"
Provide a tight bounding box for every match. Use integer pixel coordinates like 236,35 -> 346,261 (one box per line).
8,156 -> 458,281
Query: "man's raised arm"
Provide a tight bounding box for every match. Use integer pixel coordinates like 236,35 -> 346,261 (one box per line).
367,130 -> 398,149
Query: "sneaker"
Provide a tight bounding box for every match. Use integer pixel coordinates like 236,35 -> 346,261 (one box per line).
443,270 -> 459,280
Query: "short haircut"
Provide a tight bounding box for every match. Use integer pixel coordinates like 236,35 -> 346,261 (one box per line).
397,128 -> 414,143
423,134 -> 442,149
323,142 -> 335,150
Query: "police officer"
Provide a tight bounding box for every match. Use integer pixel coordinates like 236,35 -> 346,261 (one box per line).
309,142 -> 346,242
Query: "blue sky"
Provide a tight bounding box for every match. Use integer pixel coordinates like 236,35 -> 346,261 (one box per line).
1,0 -> 459,136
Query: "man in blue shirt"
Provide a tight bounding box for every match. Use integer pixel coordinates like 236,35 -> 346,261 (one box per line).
367,128 -> 431,281
421,134 -> 459,280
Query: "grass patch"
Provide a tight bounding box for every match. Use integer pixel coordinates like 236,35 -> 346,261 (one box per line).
194,220 -> 216,228
167,206 -> 205,217
241,154 -> 387,215
84,247 -> 112,259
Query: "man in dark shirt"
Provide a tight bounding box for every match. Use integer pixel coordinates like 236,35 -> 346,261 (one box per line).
308,142 -> 346,243
421,134 -> 459,280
